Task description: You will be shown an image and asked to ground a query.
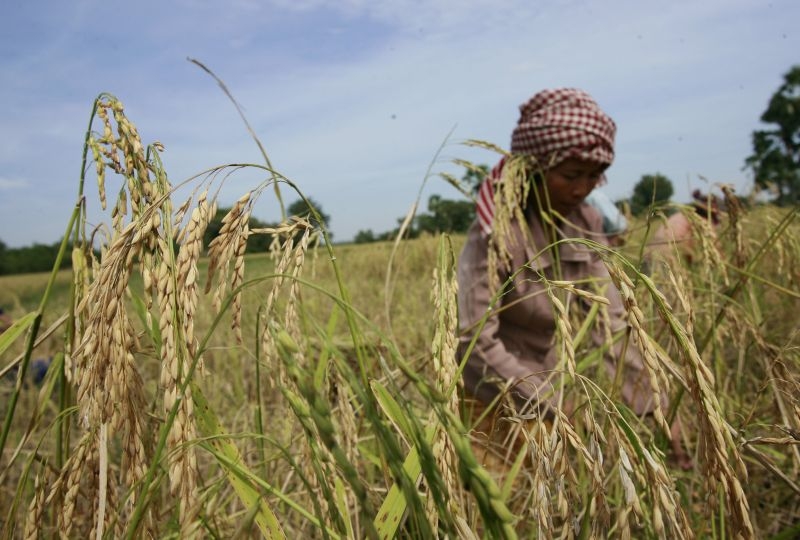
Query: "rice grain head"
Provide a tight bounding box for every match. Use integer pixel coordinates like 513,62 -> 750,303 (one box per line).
24,468 -> 49,540
429,236 -> 466,521
605,261 -> 670,434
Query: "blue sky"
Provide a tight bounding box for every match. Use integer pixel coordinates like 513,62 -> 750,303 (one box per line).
1,0 -> 797,247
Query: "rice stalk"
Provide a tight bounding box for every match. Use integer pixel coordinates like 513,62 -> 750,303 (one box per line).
190,381 -> 286,538
487,155 -> 535,293
604,261 -> 670,434
429,235 -> 465,521
632,265 -> 754,537
22,466 -> 48,540
273,329 -> 363,538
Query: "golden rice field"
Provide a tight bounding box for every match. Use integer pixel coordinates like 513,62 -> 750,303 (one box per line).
1,93 -> 799,539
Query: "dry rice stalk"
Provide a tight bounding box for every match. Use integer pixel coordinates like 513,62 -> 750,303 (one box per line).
548,280 -> 611,307
206,192 -> 252,345
546,289 -> 577,379
282,223 -> 332,523
131,181 -> 206,538
251,219 -> 326,530
332,367 -> 360,463
256,217 -> 314,389
509,405 -> 605,538
154,231 -> 201,537
609,417 -> 691,540
752,333 -> 800,474
605,262 -> 670,434
549,419 -> 572,534
112,103 -> 153,210
614,442 -> 643,540
641,270 -> 754,537
487,155 -> 536,292
113,330 -> 150,521
684,206 -> 729,289
176,191 -> 211,361
522,419 -> 556,538
96,454 -> 124,540
284,221 -> 313,336
89,96 -> 155,222
23,467 -> 49,540
281,223 -> 333,526
139,214 -> 161,313
111,189 -> 128,234
719,184 -> 745,269
229,222 -> 249,345
580,406 -> 610,538
428,236 -> 464,524
663,263 -> 695,339
62,217 -> 156,533
550,410 -> 598,537
47,433 -> 98,539
51,97 -> 159,536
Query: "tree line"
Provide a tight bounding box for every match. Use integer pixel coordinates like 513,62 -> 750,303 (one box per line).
0,198 -> 329,276
0,240 -> 73,275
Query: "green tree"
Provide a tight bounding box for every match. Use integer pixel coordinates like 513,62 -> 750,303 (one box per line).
745,65 -> 800,205
287,197 -> 331,236
353,229 -> 376,244
462,163 -> 490,195
0,241 -> 71,275
202,207 -> 274,254
414,194 -> 475,235
410,165 -> 487,235
630,173 -> 674,216
0,239 -> 7,275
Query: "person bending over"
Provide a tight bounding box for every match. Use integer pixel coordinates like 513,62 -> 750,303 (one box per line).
457,88 -> 690,469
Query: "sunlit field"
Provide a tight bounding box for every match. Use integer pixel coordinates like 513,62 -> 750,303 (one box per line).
1,93 -> 799,539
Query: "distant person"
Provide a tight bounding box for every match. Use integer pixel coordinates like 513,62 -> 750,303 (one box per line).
31,357 -> 53,386
585,188 -> 628,245
3,357 -> 52,387
457,88 -> 691,469
648,189 -> 722,265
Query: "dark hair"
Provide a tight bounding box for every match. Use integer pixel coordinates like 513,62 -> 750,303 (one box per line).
526,168 -> 545,185
691,189 -> 721,224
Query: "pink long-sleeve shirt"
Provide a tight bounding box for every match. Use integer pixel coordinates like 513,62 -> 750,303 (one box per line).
457,203 -> 657,416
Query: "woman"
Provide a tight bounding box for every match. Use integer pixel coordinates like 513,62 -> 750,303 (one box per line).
457,88 -> 689,466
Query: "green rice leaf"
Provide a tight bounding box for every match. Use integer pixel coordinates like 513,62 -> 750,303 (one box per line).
334,476 -> 355,539
371,379 -> 414,444
373,425 -> 437,539
0,311 -> 37,357
192,381 -> 286,539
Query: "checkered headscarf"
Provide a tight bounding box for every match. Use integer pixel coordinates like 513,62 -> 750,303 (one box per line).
476,88 -> 616,235
511,88 -> 616,167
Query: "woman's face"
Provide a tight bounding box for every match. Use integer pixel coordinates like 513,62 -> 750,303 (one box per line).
538,157 -> 605,216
